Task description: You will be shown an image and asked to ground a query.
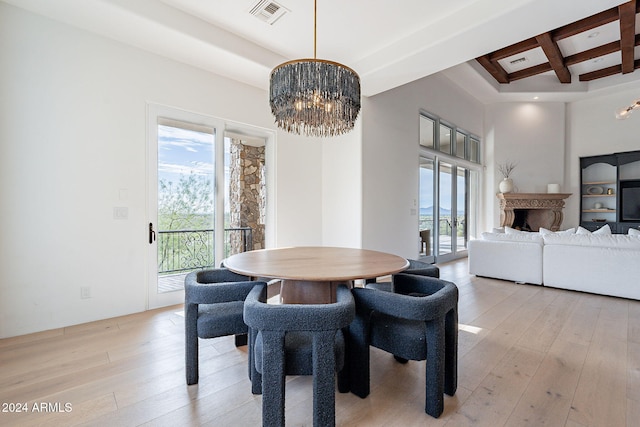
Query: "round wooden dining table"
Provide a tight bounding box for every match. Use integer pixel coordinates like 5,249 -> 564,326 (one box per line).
224,246 -> 409,304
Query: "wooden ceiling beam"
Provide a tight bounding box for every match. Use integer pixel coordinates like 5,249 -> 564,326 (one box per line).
479,4 -> 640,85
580,59 -> 640,82
508,62 -> 553,82
580,64 -> 620,81
619,0 -> 637,74
476,55 -> 510,84
553,7 -> 619,41
536,32 -> 572,83
565,34 -> 640,67
564,41 -> 620,66
487,37 -> 539,62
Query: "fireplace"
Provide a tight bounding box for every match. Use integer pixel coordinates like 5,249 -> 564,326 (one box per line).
498,193 -> 571,231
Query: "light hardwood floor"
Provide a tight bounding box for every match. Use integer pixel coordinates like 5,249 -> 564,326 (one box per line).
1,258 -> 639,426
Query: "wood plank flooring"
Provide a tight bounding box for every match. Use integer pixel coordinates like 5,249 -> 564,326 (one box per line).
1,258 -> 639,426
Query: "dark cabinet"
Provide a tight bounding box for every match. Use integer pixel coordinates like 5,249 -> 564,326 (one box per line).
580,151 -> 640,233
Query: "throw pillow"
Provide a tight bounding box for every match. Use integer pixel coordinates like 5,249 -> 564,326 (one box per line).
539,227 -> 575,235
593,224 -> 612,235
505,226 -> 527,235
629,228 -> 640,236
576,226 -> 591,235
577,224 -> 612,235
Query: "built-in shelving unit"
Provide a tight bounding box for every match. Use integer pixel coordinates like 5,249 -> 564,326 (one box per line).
580,151 -> 640,233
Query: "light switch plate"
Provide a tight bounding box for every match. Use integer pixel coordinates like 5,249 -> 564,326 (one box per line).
114,207 -> 128,219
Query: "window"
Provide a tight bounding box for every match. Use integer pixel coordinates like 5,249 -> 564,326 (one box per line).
469,137 -> 480,163
420,116 -> 435,149
439,124 -> 452,155
418,112 -> 481,262
455,131 -> 465,159
421,114 -> 480,164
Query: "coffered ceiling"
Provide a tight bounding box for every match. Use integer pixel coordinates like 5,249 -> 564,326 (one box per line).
3,0 -> 638,103
477,1 -> 640,86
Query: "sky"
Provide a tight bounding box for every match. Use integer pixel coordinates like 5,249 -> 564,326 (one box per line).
157,125 -> 232,214
157,124 -> 214,183
419,163 -> 468,216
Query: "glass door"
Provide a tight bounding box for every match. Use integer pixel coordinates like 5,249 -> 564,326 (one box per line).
421,156 -> 474,263
147,105 -> 224,309
438,161 -> 454,258
147,105 -> 270,309
456,166 -> 468,252
419,158 -> 435,263
419,112 -> 479,263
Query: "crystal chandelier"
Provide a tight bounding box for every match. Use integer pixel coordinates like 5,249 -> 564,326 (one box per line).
269,0 -> 361,137
615,98 -> 640,119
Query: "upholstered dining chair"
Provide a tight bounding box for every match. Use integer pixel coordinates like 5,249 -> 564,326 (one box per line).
243,283 -> 355,427
348,273 -> 458,418
185,268 -> 264,385
365,258 -> 440,292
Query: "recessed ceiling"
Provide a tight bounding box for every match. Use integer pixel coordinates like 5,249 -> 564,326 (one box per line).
477,3 -> 640,85
2,0 -> 637,102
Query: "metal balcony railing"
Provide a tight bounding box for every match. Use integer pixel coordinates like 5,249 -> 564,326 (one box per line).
419,217 -> 466,236
157,227 -> 253,274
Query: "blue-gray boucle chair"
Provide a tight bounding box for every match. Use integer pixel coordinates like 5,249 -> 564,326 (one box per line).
348,273 -> 458,418
243,283 -> 355,427
185,268 -> 264,385
365,258 -> 439,292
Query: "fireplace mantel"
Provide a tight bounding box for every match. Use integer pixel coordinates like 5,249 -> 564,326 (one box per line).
498,192 -> 572,231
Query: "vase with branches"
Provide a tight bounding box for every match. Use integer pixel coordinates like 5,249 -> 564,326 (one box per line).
498,161 -> 517,193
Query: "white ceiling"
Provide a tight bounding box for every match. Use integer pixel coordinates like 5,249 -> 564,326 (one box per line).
4,0 -> 638,103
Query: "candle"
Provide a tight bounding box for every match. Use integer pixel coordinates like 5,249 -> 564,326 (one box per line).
547,183 -> 560,193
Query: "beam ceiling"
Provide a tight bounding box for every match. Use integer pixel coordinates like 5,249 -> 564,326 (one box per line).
477,1 -> 639,85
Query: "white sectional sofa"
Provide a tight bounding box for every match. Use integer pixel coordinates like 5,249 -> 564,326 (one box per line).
468,232 -> 544,285
468,226 -> 640,300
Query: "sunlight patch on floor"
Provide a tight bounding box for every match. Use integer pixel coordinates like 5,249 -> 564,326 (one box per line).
459,323 -> 483,334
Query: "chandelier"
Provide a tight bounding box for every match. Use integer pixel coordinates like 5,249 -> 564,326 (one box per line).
269,0 -> 361,137
615,98 -> 640,119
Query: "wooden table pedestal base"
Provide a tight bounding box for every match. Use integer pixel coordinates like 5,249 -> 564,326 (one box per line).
279,280 -> 351,304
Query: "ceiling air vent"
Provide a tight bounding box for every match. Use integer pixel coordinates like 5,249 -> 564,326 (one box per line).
249,0 -> 289,25
509,57 -> 527,65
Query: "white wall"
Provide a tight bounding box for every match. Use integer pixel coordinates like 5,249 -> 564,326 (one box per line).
0,4 -> 324,337
565,90 -> 640,228
361,74 -> 484,259
6,3 -> 638,339
483,102 -> 566,229
321,120 -> 363,248
481,92 -> 640,232
271,133 -> 324,248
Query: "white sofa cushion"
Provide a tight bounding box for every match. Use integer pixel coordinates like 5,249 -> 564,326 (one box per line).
629,228 -> 640,236
481,231 -> 544,244
542,233 -> 640,249
538,227 -> 576,235
544,244 -> 640,300
468,238 -> 543,285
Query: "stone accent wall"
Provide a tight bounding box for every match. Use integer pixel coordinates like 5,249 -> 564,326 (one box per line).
229,139 -> 265,254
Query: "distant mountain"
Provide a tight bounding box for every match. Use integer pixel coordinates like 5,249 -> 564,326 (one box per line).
420,206 -> 463,216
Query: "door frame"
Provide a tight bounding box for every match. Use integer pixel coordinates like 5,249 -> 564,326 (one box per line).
420,153 -> 477,264
146,103 -> 277,309
146,103 -> 223,309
